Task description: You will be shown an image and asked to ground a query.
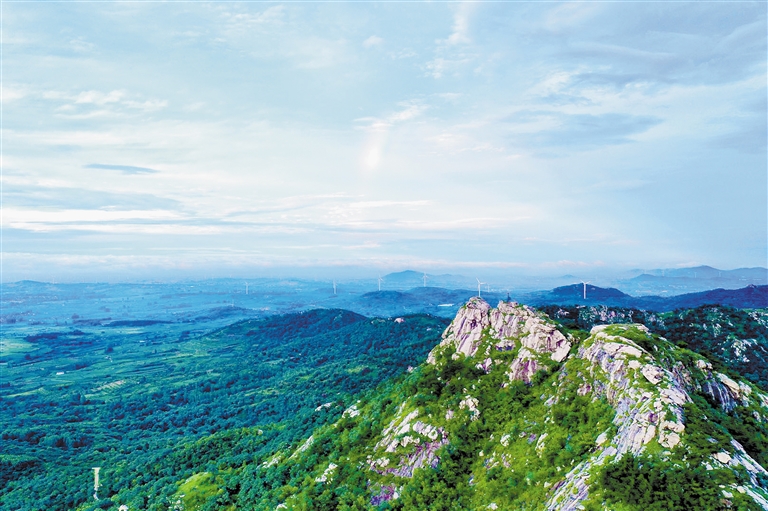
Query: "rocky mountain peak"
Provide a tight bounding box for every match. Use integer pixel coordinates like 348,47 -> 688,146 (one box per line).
429,298 -> 571,382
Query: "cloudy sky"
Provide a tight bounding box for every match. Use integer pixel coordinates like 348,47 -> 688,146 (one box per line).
3,1 -> 766,281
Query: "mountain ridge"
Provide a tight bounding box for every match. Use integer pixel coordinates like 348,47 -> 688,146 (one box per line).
239,298 -> 768,510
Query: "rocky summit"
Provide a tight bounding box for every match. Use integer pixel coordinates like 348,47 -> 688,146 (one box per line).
238,299 -> 768,510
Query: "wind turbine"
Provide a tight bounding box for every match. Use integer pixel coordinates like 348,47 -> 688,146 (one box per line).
476,278 -> 486,298
333,280 -> 337,295
422,273 -> 428,287
378,275 -> 383,292
582,281 -> 591,300
92,467 -> 101,500
245,282 -> 249,295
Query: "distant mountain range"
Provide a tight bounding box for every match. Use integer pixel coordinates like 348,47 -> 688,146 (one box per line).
634,265 -> 767,280
616,265 -> 768,296
378,266 -> 768,297
2,275 -> 765,330
526,283 -> 768,311
351,284 -> 767,316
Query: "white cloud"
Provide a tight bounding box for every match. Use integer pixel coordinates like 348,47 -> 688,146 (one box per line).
443,3 -> 473,46
426,3 -> 476,78
388,49 -> 417,60
714,20 -> 765,54
1,86 -> 27,103
221,5 -> 285,28
363,35 -> 383,48
39,88 -> 169,117
70,36 -> 96,53
428,131 -> 501,155
75,90 -> 125,105
348,200 -> 430,209
214,5 -> 348,70
3,207 -> 182,230
183,102 -> 206,112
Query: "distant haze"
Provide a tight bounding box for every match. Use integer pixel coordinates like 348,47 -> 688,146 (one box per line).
3,2 -> 766,282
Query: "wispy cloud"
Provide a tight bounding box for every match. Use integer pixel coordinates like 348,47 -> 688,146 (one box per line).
425,2 -> 476,78
69,36 -> 96,53
441,2 -> 473,46
2,85 -> 27,103
215,4 -> 349,70
363,35 -> 383,48
356,102 -> 427,171
220,5 -> 285,28
41,88 -> 168,118
3,183 -> 177,210
84,163 -> 159,174
505,111 -> 662,149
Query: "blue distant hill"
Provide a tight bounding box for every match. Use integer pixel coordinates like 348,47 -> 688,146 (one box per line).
550,284 -> 628,300
528,284 -> 767,311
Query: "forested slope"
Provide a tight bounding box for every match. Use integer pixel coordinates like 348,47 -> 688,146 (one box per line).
1,310 -> 449,510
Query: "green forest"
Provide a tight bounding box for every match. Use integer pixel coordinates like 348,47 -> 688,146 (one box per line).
1,310 -> 449,510
2,304 -> 768,510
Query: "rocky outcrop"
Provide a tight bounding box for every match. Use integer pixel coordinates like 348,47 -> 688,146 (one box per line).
430,298 -> 571,382
546,324 -> 692,510
370,405 -> 448,483
545,323 -> 768,511
430,297 -> 491,359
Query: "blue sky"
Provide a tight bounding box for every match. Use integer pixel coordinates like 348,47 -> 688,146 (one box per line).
2,1 -> 766,281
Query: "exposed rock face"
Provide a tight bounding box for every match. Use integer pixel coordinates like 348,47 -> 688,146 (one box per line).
641,364 -> 664,384
691,361 -> 754,413
430,297 -> 491,359
430,298 -> 571,383
370,405 -> 448,481
545,323 -> 768,511
546,324 -> 691,510
490,302 -> 570,360
718,373 -> 742,398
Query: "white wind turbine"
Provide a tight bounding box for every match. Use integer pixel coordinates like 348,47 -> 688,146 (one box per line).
582,281 -> 591,300
333,280 -> 337,295
422,273 -> 428,287
476,278 -> 486,298
378,275 -> 384,292
92,467 -> 101,500
245,282 -> 249,295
